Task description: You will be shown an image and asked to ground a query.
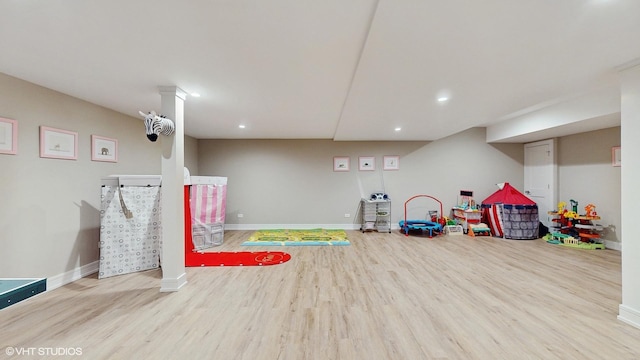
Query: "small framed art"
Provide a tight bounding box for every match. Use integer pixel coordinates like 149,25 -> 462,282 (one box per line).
359,156 -> 375,171
40,126 -> 78,160
383,155 -> 399,170
333,156 -> 350,172
612,146 -> 621,167
91,135 -> 118,162
0,117 -> 18,155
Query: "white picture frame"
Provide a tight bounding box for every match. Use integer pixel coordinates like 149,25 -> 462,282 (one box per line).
359,156 -> 375,171
0,117 -> 18,155
383,155 -> 400,170
40,126 -> 78,160
333,156 -> 350,172
91,135 -> 118,162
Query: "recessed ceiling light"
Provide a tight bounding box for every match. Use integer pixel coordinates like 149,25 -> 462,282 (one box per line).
394,127 -> 402,132
238,124 -> 246,129
436,89 -> 452,103
190,93 -> 201,97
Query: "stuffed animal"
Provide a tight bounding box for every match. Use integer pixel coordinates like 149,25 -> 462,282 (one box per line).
138,110 -> 175,142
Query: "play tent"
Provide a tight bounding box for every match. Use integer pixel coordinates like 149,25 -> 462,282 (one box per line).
481,183 -> 539,240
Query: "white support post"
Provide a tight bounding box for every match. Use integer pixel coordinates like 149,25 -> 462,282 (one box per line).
159,86 -> 187,292
618,63 -> 640,328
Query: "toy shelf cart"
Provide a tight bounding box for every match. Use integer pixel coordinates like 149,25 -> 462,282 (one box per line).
360,198 -> 391,233
451,207 -> 482,234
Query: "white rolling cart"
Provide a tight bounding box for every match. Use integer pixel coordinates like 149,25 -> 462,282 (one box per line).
360,196 -> 391,233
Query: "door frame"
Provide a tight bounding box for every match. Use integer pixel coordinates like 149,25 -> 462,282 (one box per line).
524,138 -> 558,228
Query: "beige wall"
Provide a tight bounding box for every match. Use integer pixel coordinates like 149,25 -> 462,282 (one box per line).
0,73 -> 178,279
557,127 -> 621,245
0,71 -> 622,286
198,128 -> 525,228
198,127 -> 620,238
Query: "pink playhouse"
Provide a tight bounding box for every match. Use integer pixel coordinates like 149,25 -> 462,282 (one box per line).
481,183 -> 539,240
185,174 -> 228,251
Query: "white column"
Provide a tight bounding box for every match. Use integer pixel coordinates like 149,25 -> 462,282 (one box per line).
159,86 -> 187,292
618,63 -> 640,328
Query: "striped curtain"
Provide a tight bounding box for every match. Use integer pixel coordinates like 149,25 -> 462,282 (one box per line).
190,184 -> 227,225
189,183 -> 227,249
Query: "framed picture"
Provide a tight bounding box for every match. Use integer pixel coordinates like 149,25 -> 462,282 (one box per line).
91,135 -> 118,162
0,117 -> 18,155
40,126 -> 78,160
333,156 -> 350,172
383,155 -> 400,170
612,146 -> 621,167
359,156 -> 375,171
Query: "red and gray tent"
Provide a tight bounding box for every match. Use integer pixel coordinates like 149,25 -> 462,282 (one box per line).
481,183 -> 539,239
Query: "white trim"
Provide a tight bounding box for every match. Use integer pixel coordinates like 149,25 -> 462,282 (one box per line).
615,57 -> 640,72
524,139 -> 558,230
47,261 -> 99,291
487,86 -> 621,143
160,272 -> 187,292
618,304 -> 640,330
224,223 -> 402,231
604,240 -> 621,251
225,224 -> 366,231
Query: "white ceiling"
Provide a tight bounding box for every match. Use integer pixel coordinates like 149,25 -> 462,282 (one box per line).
1,0 -> 638,142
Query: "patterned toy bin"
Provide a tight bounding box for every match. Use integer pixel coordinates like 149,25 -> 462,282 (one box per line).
99,175 -> 162,279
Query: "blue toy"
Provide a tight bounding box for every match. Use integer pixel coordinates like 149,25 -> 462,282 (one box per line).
399,220 -> 442,237
400,195 -> 444,237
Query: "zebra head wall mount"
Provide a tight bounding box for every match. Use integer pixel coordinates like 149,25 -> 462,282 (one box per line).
138,110 -> 176,142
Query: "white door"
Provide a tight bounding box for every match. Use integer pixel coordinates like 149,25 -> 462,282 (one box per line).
524,139 -> 557,229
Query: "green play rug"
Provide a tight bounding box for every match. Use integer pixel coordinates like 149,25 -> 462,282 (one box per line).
242,229 -> 350,246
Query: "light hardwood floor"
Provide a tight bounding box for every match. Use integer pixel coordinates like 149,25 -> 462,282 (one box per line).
1,231 -> 639,360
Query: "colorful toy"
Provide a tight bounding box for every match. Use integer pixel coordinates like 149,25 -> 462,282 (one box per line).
481,183 -> 538,239
468,223 -> 491,237
547,200 -> 604,250
557,201 -> 566,213
547,232 -> 605,250
585,203 -> 597,217
399,194 -> 444,237
570,199 -> 578,213
444,217 -> 456,226
445,225 -> 464,235
458,190 -> 476,210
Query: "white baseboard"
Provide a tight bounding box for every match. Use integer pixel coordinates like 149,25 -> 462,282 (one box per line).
47,260 -> 99,291
618,304 -> 640,329
224,224 -> 402,231
604,240 -> 621,251
160,272 -> 188,292
47,261 -> 189,293
224,224 -> 362,231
